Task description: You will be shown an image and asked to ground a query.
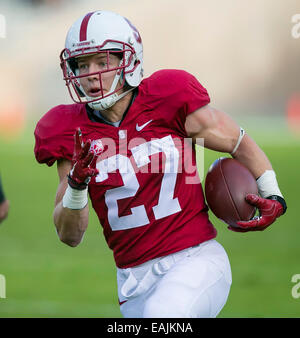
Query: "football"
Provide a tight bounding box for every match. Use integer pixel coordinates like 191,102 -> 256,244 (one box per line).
204,157 -> 258,227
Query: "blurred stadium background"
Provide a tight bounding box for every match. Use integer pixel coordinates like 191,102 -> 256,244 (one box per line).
0,0 -> 300,317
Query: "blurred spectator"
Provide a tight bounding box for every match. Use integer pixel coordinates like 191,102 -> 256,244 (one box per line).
0,176 -> 9,224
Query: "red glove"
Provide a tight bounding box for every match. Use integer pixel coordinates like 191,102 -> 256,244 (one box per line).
228,194 -> 287,232
68,128 -> 99,190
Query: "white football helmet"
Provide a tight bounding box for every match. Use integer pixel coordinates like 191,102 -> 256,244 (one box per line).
60,10 -> 143,110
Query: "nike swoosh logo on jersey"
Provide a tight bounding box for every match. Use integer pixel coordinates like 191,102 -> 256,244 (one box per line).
136,120 -> 152,131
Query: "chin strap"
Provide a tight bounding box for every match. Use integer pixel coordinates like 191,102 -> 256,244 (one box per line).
88,86 -> 134,110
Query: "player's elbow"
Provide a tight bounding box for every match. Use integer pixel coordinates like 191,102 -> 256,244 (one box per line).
56,227 -> 82,247
53,214 -> 85,247
60,237 -> 80,248
60,235 -> 81,247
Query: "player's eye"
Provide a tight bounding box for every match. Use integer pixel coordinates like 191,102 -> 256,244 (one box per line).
98,61 -> 108,68
78,64 -> 88,72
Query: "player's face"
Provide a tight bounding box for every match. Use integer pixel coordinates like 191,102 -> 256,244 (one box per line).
76,53 -> 121,97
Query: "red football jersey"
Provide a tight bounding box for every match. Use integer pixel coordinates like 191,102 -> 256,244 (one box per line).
34,69 -> 217,268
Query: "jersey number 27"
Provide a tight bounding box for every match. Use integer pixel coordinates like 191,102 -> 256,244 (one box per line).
95,135 -> 182,231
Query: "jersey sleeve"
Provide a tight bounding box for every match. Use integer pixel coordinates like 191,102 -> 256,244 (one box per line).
34,105 -> 75,166
146,69 -> 210,114
180,72 -> 210,116
173,71 -> 210,135
144,70 -> 211,135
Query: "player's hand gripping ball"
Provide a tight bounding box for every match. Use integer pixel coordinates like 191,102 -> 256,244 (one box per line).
229,194 -> 286,232
205,158 -> 286,232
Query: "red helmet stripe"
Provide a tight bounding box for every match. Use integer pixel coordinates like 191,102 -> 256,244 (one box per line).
79,12 -> 95,41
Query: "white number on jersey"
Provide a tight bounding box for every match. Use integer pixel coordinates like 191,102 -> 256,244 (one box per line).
95,135 -> 182,231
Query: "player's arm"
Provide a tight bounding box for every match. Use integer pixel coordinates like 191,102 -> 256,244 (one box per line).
53,128 -> 98,246
185,104 -> 287,231
53,159 -> 89,247
185,105 -> 272,178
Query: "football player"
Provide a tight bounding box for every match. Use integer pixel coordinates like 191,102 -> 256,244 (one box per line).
34,11 -> 287,317
0,176 -> 9,224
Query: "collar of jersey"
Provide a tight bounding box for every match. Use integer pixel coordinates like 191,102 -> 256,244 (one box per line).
86,87 -> 138,127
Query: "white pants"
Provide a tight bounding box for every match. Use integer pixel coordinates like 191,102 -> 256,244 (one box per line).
117,239 -> 232,318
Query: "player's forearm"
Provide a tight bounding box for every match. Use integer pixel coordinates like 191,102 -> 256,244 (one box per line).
53,202 -> 89,247
231,133 -> 272,179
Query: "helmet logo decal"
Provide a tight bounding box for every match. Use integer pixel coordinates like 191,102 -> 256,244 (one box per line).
79,12 -> 95,41
124,17 -> 142,44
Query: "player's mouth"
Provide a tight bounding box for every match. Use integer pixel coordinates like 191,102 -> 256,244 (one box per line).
87,87 -> 104,97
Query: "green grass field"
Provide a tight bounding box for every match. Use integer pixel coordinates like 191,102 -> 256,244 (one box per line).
0,118 -> 299,318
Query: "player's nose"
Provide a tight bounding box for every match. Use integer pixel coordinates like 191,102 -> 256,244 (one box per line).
86,63 -> 100,81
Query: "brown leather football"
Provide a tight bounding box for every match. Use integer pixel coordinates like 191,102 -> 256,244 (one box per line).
204,157 -> 258,227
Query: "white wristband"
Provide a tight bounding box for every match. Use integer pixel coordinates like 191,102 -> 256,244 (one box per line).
256,170 -> 283,199
231,127 -> 245,155
62,185 -> 88,210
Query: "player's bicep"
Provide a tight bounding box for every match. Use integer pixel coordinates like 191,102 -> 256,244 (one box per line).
55,159 -> 72,206
185,104 -> 214,137
185,105 -> 240,153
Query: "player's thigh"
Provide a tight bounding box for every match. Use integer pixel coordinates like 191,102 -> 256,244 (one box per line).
143,241 -> 232,318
